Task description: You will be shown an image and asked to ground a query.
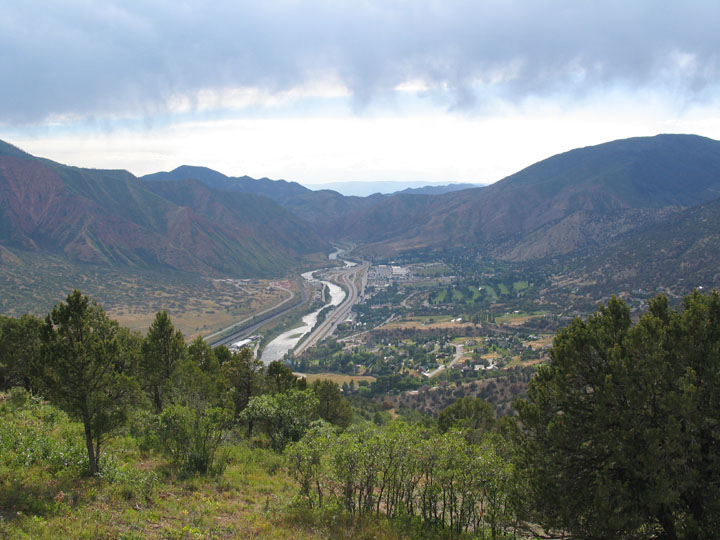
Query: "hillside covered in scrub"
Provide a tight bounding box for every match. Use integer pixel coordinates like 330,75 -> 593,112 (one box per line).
1,289 -> 719,539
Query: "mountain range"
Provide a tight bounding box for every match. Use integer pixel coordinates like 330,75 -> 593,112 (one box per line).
2,134 -> 720,290
139,165 -> 384,228
336,134 -> 720,259
0,141 -> 328,277
300,181 -> 483,197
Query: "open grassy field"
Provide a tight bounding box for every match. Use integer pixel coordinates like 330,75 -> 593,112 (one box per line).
0,250 -> 298,339
383,315 -> 474,331
526,335 -> 554,350
513,280 -> 529,293
480,284 -> 498,300
495,311 -> 550,326
108,280 -> 292,339
411,262 -> 451,277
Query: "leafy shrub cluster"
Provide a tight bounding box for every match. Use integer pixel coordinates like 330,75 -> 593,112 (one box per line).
286,421 -> 519,539
158,404 -> 230,475
0,389 -> 87,474
97,453 -> 159,501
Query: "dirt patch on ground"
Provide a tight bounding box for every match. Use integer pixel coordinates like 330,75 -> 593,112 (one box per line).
384,319 -> 476,331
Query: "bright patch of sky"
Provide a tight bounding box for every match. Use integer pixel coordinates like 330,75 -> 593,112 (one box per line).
2,1 -> 720,184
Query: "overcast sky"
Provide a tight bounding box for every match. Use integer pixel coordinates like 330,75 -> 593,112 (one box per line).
2,1 -> 720,184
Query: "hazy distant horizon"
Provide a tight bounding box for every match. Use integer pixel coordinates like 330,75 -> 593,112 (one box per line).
301,180 -> 486,196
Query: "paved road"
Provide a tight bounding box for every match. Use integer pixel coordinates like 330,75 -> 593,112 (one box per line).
293,262 -> 369,356
339,313 -> 396,343
427,343 -> 464,378
400,290 -> 423,308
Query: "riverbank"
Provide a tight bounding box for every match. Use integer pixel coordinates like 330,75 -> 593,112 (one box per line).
261,277 -> 345,364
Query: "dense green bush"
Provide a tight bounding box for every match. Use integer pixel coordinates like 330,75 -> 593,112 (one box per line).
0,389 -> 87,474
286,420 -> 518,538
157,404 -> 231,474
242,389 -> 319,451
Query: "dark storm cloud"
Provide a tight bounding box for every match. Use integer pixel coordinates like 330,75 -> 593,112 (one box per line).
1,0 -> 719,124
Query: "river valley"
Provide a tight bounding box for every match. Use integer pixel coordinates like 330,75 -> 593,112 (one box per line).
260,273 -> 345,364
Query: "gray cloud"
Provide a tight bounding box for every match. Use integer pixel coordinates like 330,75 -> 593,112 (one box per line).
1,0 -> 719,124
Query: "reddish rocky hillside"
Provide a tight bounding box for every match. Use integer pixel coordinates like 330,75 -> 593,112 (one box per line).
0,142 -> 328,277
339,134 -> 720,260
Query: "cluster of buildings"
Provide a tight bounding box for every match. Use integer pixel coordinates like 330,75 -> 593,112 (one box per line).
229,335 -> 260,355
367,264 -> 412,286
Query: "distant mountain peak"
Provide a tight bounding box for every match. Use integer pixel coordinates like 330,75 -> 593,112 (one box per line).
0,140 -> 31,158
302,180 -> 485,197
398,183 -> 485,196
171,165 -> 229,181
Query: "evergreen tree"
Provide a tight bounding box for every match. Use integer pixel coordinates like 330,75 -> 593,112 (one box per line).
266,360 -> 302,393
516,292 -> 720,539
39,290 -> 139,476
311,379 -> 353,427
141,310 -> 186,413
0,314 -> 43,391
222,347 -> 264,418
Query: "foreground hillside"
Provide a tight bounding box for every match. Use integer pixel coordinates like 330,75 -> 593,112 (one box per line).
0,393 -> 401,540
2,289 -> 719,539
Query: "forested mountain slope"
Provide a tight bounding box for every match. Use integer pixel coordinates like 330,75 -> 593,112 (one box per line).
566,194 -> 720,290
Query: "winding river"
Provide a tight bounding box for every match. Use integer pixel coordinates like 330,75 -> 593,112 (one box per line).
260,269 -> 346,364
